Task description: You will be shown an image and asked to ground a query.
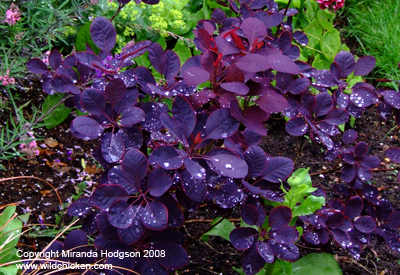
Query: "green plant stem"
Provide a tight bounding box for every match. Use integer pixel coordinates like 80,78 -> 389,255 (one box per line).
275,0 -> 292,36
0,92 -> 72,156
110,3 -> 127,22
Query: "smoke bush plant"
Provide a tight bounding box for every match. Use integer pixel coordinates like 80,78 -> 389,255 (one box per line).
26,0 -> 400,274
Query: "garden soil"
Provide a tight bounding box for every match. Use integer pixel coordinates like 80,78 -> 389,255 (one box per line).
1,78 -> 399,274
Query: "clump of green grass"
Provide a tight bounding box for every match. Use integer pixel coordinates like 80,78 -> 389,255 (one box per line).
341,0 -> 400,81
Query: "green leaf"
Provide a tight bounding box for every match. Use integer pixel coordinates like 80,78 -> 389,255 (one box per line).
0,207 -> 22,266
317,10 -> 335,31
201,217 -> 235,241
134,52 -> 151,68
305,0 -> 318,21
288,168 -> 312,187
266,259 -> 292,275
0,264 -> 18,275
292,195 -> 325,217
0,206 -> 16,226
312,53 -> 332,70
338,123 -> 345,132
174,40 -> 192,64
42,94 -> 71,130
320,29 -> 341,58
232,267 -> 267,275
76,21 -> 100,54
291,253 -> 342,275
304,21 -> 323,49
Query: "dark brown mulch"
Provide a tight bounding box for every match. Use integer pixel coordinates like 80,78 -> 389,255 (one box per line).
1,80 -> 400,274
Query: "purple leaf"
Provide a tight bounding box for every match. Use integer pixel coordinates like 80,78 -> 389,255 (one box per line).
184,158 -> 206,179
90,17 -> 116,54
105,78 -> 126,108
342,129 -> 358,144
326,213 -> 345,228
92,184 -> 128,210
215,35 -> 241,56
242,17 -> 267,46
140,257 -> 167,275
242,106 -> 269,136
74,52 -> 102,70
341,164 -> 357,182
204,108 -> 239,140
81,88 -> 107,115
148,43 -> 166,75
151,146 -> 183,170
386,148 -> 400,163
27,58 -> 48,74
181,169 -> 207,203
293,31 -> 309,46
330,229 -> 351,249
108,200 -> 135,228
324,108 -> 349,126
235,54 -> 270,72
148,167 -> 173,197
141,201 -> 168,231
265,54 -> 300,75
241,180 -> 283,202
354,142 -> 368,159
256,241 -> 274,263
51,76 -> 80,94
257,89 -> 289,113
67,198 -> 92,217
242,242 -> 267,275
387,211 -> 400,228
244,146 -> 267,178
141,102 -> 168,132
172,96 -> 196,138
208,153 -> 248,178
360,156 -> 380,169
353,216 -> 376,233
269,206 -> 292,229
241,197 -> 266,227
288,78 -> 310,95
269,240 -> 299,262
334,51 -> 355,78
49,50 -> 62,70
119,107 -> 145,126
182,67 -> 210,86
285,117 -> 308,136
155,242 -> 189,269
315,92 -> 333,116
354,56 -> 376,76
101,132 -> 125,163
350,85 -> 376,108
265,12 -> 284,28
71,116 -> 104,139
220,82 -> 250,95
262,157 -> 294,183
214,180 -> 245,208
164,50 -> 181,81
157,196 -> 184,227
270,226 -> 299,243
108,166 -> 137,194
229,227 -> 258,250
345,196 -> 364,219
382,90 -> 400,109
122,149 -> 148,188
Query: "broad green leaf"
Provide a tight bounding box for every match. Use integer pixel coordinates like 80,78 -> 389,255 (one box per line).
292,195 -> 325,217
232,267 -> 267,275
338,123 -> 345,132
201,217 -> 235,241
291,253 -> 342,275
42,94 -> 71,130
134,52 -> 151,68
76,21 -> 100,54
265,259 -> 292,275
0,265 -> 18,275
288,168 -> 312,187
320,29 -> 341,58
305,0 -> 318,20
317,10 -> 335,31
312,53 -> 332,70
174,40 -> 192,64
0,206 -> 16,226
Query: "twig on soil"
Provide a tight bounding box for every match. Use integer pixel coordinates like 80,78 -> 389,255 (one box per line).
296,244 -> 321,251
335,255 -> 375,275
0,176 -> 62,204
309,163 -> 398,177
362,122 -> 380,141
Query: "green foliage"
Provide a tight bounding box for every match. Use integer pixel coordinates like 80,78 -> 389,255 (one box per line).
342,0 -> 400,81
201,217 -> 235,242
291,253 -> 342,275
291,0 -> 349,69
0,0 -> 89,78
0,206 -> 23,275
42,94 -> 71,129
282,168 -> 325,217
